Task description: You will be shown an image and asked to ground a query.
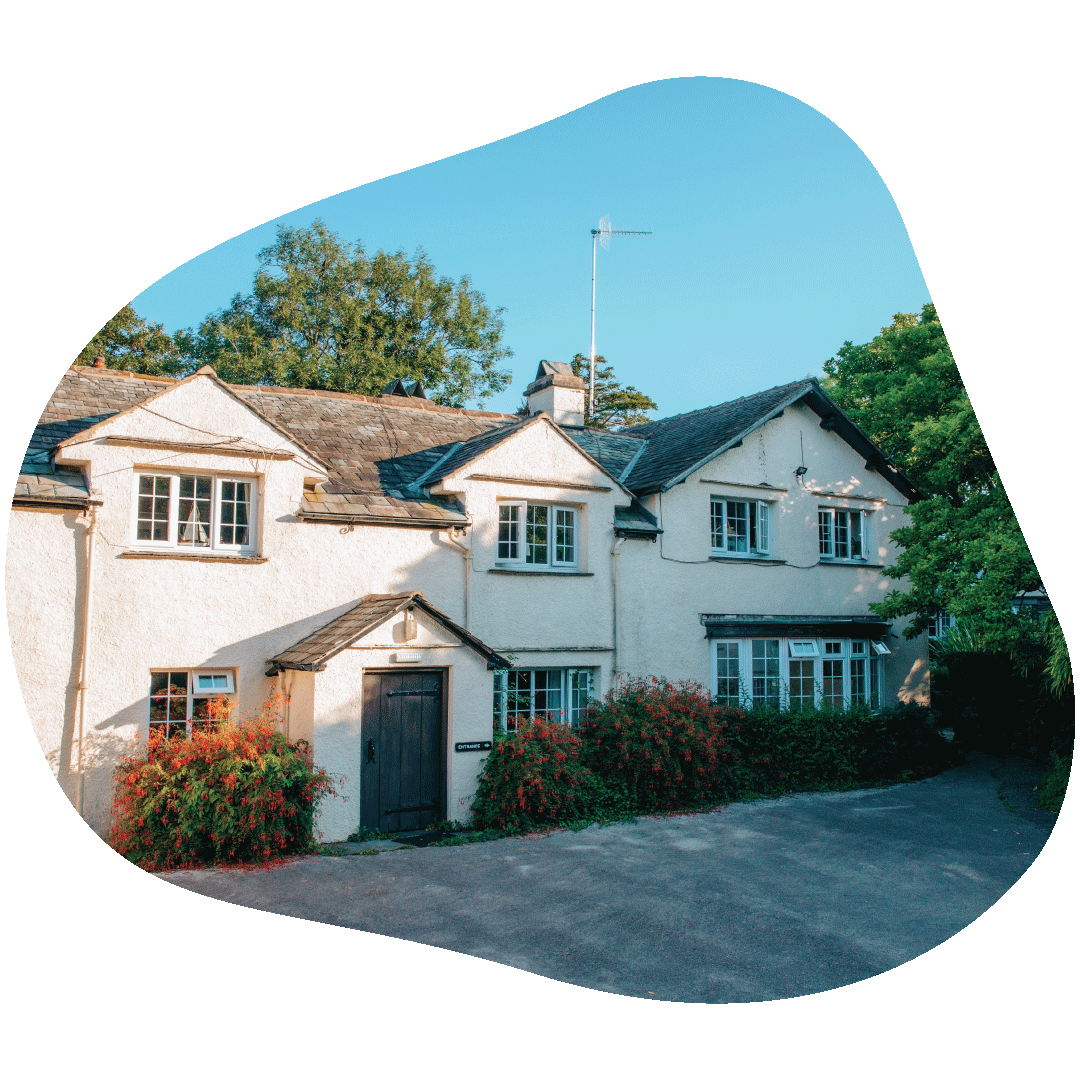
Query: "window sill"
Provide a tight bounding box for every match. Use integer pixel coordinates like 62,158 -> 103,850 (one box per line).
709,555 -> 786,565
817,559 -> 884,568
120,550 -> 267,564
488,568 -> 593,577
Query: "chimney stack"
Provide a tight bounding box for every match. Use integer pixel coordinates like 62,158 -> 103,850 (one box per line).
93,355 -> 106,369
523,361 -> 586,428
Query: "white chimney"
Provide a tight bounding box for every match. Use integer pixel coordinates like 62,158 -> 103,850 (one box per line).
523,361 -> 586,428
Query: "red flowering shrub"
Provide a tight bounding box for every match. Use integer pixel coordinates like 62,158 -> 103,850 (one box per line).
471,716 -> 611,831
109,697 -> 339,871
577,677 -> 741,811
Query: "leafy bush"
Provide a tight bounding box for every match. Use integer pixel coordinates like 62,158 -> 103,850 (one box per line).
576,677 -> 739,811
109,704 -> 338,871
1035,753 -> 1072,814
471,716 -> 613,832
471,682 -> 960,835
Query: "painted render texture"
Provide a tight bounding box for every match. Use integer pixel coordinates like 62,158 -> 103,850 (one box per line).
8,365 -> 929,842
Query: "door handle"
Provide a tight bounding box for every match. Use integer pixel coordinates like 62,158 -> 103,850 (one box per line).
366,739 -> 376,763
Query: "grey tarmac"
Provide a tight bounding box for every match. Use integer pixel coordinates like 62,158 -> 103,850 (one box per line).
160,751 -> 1058,1004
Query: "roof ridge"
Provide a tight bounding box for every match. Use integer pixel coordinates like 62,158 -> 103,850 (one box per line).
625,378 -> 816,433
69,364 -> 178,385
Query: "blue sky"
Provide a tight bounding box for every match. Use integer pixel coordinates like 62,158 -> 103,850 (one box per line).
132,77 -> 931,419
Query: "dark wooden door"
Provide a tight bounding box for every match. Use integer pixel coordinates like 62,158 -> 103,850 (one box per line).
360,670 -> 446,833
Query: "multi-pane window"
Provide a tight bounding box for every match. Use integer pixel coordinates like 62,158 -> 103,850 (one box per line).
149,669 -> 236,738
493,668 -> 594,730
818,508 -> 865,560
711,498 -> 770,555
135,473 -> 255,552
714,637 -> 885,710
751,639 -> 780,707
928,611 -> 958,639
497,503 -> 578,568
716,642 -> 741,704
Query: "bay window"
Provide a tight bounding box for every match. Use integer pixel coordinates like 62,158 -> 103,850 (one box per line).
134,472 -> 256,552
497,502 -> 578,569
714,638 -> 885,710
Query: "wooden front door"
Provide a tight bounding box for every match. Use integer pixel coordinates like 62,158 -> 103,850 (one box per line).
360,670 -> 446,833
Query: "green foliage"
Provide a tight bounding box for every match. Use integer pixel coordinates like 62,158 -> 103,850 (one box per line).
180,220 -> 512,406
1043,610 -> 1073,699
1035,754 -> 1072,814
471,716 -> 614,832
470,680 -> 957,835
76,304 -> 187,376
575,677 -> 739,809
822,303 -> 1040,646
569,353 -> 657,430
931,645 -> 1074,757
109,710 -> 339,871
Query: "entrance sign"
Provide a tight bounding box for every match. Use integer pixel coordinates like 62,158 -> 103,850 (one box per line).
454,740 -> 492,753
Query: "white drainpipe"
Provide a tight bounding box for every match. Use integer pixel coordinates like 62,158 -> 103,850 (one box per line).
445,527 -> 472,632
611,534 -> 627,682
75,498 -> 102,818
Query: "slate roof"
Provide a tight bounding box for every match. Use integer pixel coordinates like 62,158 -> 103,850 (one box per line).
615,378 -> 920,501
16,364 -> 919,520
19,366 -> 518,521
13,466 -> 94,508
265,592 -> 509,673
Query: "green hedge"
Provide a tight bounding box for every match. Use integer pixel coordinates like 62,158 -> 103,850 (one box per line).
471,680 -> 958,833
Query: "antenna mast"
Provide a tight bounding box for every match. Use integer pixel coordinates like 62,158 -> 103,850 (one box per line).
589,215 -> 652,415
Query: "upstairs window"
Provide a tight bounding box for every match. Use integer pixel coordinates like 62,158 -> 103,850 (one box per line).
711,498 -> 770,556
497,503 -> 578,568
818,508 -> 865,561
134,472 -> 256,552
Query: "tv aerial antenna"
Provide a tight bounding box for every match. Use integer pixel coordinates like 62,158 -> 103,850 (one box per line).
589,215 -> 652,413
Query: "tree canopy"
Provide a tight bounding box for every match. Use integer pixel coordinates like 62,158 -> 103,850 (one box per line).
822,303 -> 1041,646
76,304 -> 186,376
85,221 -> 513,407
569,353 -> 657,430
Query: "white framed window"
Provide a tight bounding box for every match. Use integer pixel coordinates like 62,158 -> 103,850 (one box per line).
493,667 -> 594,730
133,472 -> 257,552
712,636 -> 886,711
711,497 -> 770,556
149,668 -> 236,738
496,502 -> 579,569
928,611 -> 958,639
818,508 -> 866,561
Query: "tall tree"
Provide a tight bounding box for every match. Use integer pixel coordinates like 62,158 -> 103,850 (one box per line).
569,353 -> 657,430
180,220 -> 512,407
822,303 -> 1041,645
76,304 -> 186,376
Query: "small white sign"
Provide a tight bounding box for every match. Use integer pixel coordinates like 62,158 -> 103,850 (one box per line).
394,652 -> 422,663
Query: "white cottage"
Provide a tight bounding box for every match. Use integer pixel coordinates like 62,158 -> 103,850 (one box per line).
7,359 -> 928,841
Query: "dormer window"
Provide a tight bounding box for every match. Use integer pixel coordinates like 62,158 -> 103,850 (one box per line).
133,472 -> 256,552
498,502 -> 578,568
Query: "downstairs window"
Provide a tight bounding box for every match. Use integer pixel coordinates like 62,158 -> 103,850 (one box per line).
149,669 -> 236,737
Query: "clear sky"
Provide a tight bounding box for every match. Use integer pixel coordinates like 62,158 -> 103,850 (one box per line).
131,77 -> 931,419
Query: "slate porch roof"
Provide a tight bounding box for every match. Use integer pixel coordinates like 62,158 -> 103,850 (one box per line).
265,591 -> 509,674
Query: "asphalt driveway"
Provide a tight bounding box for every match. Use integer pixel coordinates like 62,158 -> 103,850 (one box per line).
161,752 -> 1059,1004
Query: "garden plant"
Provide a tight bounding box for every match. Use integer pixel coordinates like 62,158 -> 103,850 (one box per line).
109,693 -> 339,871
